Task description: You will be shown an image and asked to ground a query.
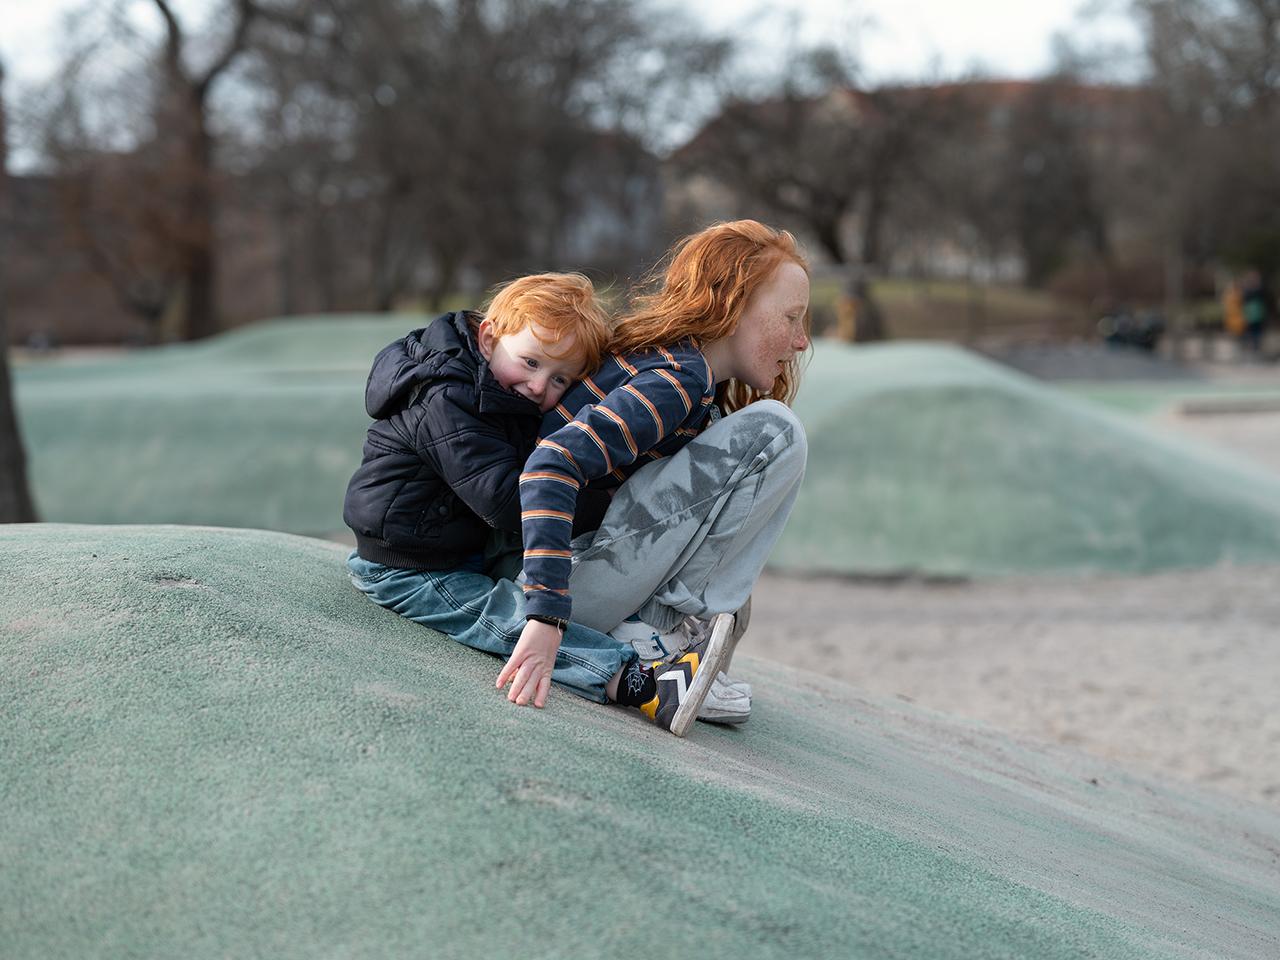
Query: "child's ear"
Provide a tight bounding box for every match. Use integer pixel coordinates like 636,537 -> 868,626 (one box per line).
476,319 -> 496,361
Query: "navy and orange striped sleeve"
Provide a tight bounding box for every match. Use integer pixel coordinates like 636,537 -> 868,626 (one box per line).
519,361 -> 708,620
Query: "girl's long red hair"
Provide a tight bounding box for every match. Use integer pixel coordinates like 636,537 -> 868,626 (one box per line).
612,220 -> 809,413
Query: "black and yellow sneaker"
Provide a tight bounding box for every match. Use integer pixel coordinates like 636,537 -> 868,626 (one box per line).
638,612 -> 734,737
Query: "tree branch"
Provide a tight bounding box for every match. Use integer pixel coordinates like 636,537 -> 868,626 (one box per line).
194,0 -> 259,100
151,0 -> 185,80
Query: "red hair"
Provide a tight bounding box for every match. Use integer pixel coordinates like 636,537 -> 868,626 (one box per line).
612,220 -> 809,411
480,272 -> 611,375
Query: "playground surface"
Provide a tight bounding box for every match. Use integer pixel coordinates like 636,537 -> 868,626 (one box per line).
4,523 -> 1278,959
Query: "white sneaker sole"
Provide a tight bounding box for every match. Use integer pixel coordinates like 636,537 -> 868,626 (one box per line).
699,701 -> 751,724
668,612 -> 735,738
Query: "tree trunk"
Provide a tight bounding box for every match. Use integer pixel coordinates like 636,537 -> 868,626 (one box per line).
861,184 -> 887,269
1164,237 -> 1186,363
274,201 -> 296,317
812,212 -> 845,265
370,179 -> 410,312
850,278 -> 886,343
181,96 -> 218,339
0,63 -> 38,522
0,337 -> 37,523
853,187 -> 889,343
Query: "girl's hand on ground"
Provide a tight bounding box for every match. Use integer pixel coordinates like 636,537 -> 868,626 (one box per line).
496,620 -> 562,708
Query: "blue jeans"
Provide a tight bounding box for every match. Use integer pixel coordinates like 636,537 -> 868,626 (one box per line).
346,552 -> 632,703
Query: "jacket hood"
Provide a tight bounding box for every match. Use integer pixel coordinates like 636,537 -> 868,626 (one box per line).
364,311 -> 538,419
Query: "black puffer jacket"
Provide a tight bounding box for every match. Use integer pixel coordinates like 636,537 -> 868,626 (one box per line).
343,312 -> 541,569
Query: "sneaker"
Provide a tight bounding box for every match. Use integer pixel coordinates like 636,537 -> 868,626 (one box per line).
638,612 -> 734,737
692,598 -> 753,701
698,673 -> 751,724
614,614 -> 752,700
713,671 -> 751,698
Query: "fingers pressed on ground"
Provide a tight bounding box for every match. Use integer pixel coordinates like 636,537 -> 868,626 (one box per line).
534,675 -> 551,708
496,660 -> 516,690
511,666 -> 537,705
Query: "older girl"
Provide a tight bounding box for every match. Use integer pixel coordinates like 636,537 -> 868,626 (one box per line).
498,220 -> 810,730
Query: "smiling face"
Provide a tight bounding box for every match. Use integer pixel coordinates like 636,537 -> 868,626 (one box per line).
706,260 -> 811,393
477,321 -> 582,413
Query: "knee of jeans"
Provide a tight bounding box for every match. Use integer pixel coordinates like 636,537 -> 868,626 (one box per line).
739,399 -> 807,463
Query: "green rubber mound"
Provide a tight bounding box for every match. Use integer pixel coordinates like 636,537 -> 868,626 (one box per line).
3,524 -> 1278,959
13,315 -> 408,534
774,342 -> 1280,576
15,319 -> 1280,574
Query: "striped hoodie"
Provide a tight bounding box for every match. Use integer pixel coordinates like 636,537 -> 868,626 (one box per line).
519,339 -> 717,621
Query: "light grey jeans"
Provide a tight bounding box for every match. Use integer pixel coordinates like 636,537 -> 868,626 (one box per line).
567,399 -> 807,633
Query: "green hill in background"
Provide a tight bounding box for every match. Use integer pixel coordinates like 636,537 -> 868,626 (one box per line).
14,316 -> 392,534
779,342 -> 1280,575
15,317 -> 1280,575
3,523 -> 1277,959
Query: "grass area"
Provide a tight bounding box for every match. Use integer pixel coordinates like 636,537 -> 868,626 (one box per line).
810,276 -> 1094,342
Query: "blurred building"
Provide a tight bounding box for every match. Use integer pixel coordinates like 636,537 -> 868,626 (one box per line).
669,78 -> 1155,294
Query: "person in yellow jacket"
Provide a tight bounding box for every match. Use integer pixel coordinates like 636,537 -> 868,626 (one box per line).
1223,280 -> 1245,337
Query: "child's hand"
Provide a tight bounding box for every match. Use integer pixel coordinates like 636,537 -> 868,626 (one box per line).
496,620 -> 562,708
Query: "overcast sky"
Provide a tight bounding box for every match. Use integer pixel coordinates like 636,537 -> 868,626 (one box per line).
1,0 -> 1143,91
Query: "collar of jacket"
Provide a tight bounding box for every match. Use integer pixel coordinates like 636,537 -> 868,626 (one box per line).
446,311 -> 541,417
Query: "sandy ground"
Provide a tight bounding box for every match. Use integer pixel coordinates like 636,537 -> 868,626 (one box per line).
1157,407 -> 1280,475
747,564 -> 1280,807
751,362 -> 1280,809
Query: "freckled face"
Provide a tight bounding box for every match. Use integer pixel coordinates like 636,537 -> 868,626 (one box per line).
716,261 -> 810,393
477,321 -> 581,413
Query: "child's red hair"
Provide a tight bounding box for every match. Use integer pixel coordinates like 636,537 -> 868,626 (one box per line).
612,220 -> 809,412
481,273 -> 611,374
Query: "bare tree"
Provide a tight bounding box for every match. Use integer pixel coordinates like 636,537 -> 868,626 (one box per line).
33,0 -> 260,341
677,49 -> 957,340
1134,0 -> 1280,299
146,0 -> 260,339
244,0 -> 718,311
0,60 -> 38,522
20,0 -> 722,335
1002,78 -> 1115,288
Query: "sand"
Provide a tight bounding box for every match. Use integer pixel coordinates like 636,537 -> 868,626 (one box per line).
747,563 -> 1280,807
748,365 -> 1280,809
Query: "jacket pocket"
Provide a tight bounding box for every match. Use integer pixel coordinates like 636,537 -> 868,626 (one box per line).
415,499 -> 452,538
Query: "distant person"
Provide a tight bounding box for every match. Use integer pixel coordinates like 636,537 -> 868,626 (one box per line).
1240,269 -> 1273,357
1222,280 -> 1245,340
835,266 -> 881,342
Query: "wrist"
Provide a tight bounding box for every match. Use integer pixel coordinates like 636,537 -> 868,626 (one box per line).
526,614 -> 569,631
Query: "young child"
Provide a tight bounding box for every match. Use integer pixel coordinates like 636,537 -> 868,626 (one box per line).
343,273 -> 608,576
343,272 -> 732,733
